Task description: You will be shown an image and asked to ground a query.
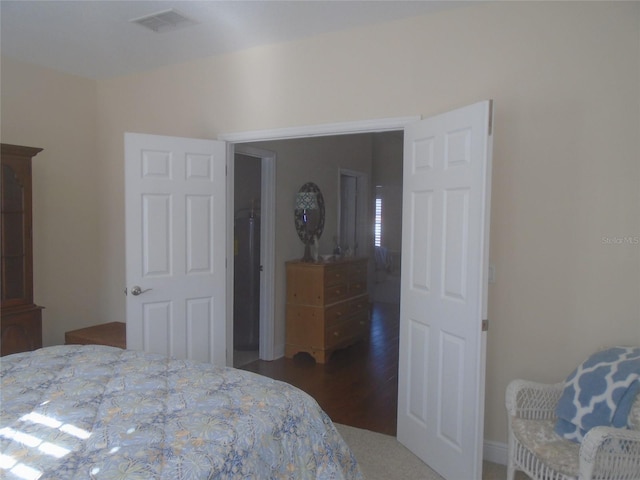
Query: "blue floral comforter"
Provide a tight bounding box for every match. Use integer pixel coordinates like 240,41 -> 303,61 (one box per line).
0,345 -> 362,479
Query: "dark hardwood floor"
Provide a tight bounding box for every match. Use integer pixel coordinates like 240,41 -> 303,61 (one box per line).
240,302 -> 399,436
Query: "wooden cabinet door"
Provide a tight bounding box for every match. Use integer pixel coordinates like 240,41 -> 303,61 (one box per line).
1,307 -> 43,356
1,145 -> 41,308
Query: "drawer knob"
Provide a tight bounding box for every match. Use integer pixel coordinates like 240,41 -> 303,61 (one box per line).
333,331 -> 340,336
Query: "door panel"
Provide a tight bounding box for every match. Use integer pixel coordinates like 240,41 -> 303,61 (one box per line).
143,194 -> 171,276
443,188 -> 470,300
125,133 -> 226,366
408,318 -> 430,424
398,101 -> 493,479
186,195 -> 213,273
438,332 -> 464,449
409,190 -> 433,291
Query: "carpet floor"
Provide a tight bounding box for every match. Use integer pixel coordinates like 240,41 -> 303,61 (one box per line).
335,423 -> 524,480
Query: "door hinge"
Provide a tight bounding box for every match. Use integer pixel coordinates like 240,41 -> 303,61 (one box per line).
482,319 -> 489,332
488,99 -> 494,136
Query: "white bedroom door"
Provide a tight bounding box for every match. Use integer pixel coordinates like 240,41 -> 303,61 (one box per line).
125,133 -> 227,366
397,101 -> 493,479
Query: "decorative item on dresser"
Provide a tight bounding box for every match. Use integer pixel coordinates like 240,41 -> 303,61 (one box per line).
285,257 -> 369,363
294,182 -> 325,262
1,143 -> 44,356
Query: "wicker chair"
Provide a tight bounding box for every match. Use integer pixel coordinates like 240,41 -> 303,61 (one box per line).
506,379 -> 640,480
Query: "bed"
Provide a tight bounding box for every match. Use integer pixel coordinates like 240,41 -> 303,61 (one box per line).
0,345 -> 362,479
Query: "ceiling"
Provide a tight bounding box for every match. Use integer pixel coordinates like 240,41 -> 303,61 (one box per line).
0,0 -> 470,80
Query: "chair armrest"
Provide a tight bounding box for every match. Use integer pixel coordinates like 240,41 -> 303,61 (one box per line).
505,379 -> 564,420
579,426 -> 640,479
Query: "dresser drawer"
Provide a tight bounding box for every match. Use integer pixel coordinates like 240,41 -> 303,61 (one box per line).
324,301 -> 351,325
324,282 -> 350,304
323,264 -> 350,288
325,312 -> 369,349
285,305 -> 324,349
349,260 -> 368,282
348,280 -> 366,297
351,311 -> 370,337
347,295 -> 369,316
324,295 -> 369,328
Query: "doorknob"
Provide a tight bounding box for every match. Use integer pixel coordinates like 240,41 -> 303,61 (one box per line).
130,285 -> 152,296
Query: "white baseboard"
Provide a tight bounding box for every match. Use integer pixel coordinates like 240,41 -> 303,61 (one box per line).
484,440 -> 508,465
274,344 -> 285,360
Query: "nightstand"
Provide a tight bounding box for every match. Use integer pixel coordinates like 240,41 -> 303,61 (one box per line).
65,322 -> 126,349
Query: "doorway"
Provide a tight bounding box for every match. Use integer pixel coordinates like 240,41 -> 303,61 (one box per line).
231,145 -> 276,367
338,168 -> 369,259
224,124 -> 410,366
371,131 -> 404,305
233,153 -> 261,367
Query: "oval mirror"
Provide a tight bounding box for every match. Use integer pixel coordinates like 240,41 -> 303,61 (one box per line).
294,182 -> 325,245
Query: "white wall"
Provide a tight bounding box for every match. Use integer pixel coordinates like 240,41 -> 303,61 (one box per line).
93,1 -> 640,444
0,56 -> 101,346
2,1 -> 638,446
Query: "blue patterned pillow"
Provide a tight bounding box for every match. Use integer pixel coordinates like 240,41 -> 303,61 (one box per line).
555,346 -> 640,442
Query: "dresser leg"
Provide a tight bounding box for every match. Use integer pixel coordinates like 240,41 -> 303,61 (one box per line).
285,345 -> 331,364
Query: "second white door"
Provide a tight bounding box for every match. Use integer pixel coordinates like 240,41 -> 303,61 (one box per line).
397,101 -> 493,479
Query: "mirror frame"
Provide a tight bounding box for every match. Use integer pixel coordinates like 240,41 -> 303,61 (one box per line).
294,182 -> 325,245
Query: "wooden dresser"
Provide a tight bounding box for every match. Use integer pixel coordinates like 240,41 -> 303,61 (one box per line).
285,257 -> 369,363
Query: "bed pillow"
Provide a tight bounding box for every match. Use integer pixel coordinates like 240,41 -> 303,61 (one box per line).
555,346 -> 640,442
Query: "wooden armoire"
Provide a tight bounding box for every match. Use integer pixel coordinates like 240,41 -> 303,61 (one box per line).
1,143 -> 44,356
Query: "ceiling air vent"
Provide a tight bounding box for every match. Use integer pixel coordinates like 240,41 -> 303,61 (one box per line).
130,9 -> 198,33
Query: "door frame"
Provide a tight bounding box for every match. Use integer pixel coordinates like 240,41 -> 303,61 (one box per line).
338,168 -> 369,259
220,116 -> 419,364
228,145 -> 277,365
219,116 -> 420,143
